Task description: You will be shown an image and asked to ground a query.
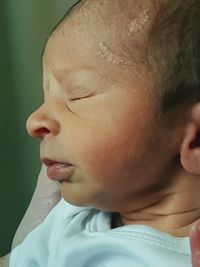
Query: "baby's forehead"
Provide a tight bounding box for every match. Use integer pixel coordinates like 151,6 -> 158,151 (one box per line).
57,1 -> 154,39
66,0 -> 154,36
42,0 -> 157,84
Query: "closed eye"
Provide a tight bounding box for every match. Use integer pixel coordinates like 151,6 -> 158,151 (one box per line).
70,93 -> 95,101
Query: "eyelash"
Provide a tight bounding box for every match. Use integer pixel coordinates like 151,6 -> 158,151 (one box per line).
66,95 -> 92,114
70,93 -> 94,101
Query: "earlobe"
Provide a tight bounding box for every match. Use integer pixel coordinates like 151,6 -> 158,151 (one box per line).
180,104 -> 200,175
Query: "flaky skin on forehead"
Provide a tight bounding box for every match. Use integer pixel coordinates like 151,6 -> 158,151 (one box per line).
54,0 -> 156,59
51,0 -> 200,114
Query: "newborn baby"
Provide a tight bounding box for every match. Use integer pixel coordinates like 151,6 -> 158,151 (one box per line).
8,0 -> 200,266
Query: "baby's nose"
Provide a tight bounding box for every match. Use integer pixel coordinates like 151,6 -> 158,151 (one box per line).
26,105 -> 60,140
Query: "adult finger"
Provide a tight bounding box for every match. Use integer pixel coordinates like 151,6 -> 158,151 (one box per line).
190,219 -> 200,267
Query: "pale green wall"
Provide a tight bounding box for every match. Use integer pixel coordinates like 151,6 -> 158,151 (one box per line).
0,0 -> 78,256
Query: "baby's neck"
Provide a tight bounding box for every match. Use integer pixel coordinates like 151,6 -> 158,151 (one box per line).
118,173 -> 200,237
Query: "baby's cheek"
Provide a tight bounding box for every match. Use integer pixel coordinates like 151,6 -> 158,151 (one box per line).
76,129 -> 135,180
81,133 -> 117,165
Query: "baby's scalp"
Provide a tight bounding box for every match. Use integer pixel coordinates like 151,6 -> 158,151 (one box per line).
51,0 -> 200,115
50,0 -> 156,73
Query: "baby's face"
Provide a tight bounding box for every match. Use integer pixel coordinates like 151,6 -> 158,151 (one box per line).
26,18 -> 174,213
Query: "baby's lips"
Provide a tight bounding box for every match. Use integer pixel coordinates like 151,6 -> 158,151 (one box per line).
41,158 -> 74,181
46,163 -> 74,181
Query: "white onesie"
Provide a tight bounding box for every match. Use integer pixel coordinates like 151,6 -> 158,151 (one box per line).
10,198 -> 192,267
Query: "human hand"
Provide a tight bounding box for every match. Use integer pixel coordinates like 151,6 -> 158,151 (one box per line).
190,219 -> 200,267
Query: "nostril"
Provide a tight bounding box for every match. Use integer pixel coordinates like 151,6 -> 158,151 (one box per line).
35,127 -> 51,139
26,108 -> 60,139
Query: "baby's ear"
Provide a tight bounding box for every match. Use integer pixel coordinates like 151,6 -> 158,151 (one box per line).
180,103 -> 200,174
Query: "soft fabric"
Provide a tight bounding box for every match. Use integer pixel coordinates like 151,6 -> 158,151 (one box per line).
10,198 -> 192,267
11,165 -> 61,250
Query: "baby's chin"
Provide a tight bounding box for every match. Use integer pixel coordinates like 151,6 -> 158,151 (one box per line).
59,180 -> 96,207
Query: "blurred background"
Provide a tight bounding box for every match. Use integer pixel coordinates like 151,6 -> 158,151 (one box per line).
0,0 -> 78,256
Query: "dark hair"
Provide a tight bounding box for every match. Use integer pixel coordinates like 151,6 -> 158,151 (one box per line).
149,0 -> 200,113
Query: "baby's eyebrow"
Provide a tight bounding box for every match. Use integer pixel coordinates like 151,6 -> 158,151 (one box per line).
52,68 -> 106,94
53,68 -> 82,89
53,68 -> 96,85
